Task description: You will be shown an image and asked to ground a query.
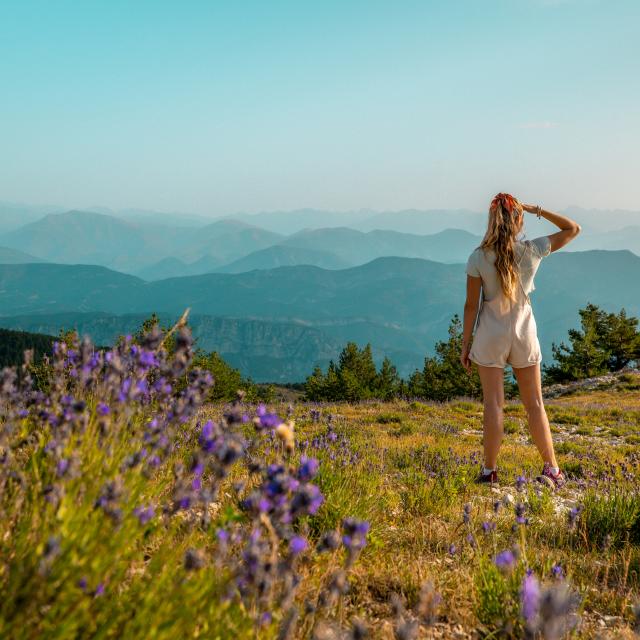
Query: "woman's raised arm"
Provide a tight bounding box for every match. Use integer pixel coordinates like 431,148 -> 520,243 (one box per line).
521,203 -> 582,252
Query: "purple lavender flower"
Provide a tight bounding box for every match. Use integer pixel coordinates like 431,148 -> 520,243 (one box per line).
515,503 -> 528,525
482,521 -> 496,535
462,502 -> 472,524
216,528 -> 229,544
567,505 -> 582,530
133,505 -> 155,525
96,402 -> 110,416
551,563 -> 564,580
289,536 -> 308,555
494,549 -> 517,571
56,458 -> 69,477
521,572 -> 541,625
342,518 -> 370,551
259,612 -> 272,627
297,456 -> 319,481
516,474 -> 528,492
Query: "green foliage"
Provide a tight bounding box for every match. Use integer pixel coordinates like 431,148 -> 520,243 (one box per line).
303,343 -> 402,401
474,558 -> 510,628
376,413 -> 404,424
581,490 -> 640,548
191,350 -> 245,402
544,304 -> 640,384
503,418 -> 520,434
0,328 -> 57,369
399,468 -> 466,516
473,558 -> 525,633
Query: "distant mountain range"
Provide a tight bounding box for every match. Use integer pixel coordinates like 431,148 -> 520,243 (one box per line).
2,206 -> 639,280
1,249 -> 638,381
0,211 -> 285,274
0,202 -> 64,234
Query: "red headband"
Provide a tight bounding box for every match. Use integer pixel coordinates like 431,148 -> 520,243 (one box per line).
490,193 -> 518,215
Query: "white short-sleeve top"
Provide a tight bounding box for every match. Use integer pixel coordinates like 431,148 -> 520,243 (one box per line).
465,236 -> 552,301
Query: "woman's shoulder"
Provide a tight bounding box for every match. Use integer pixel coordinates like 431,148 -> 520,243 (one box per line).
519,236 -> 552,259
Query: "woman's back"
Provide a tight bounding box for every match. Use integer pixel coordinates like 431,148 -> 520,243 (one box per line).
466,235 -> 551,301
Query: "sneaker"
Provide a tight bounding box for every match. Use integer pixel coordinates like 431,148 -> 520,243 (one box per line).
536,462 -> 566,489
474,468 -> 499,485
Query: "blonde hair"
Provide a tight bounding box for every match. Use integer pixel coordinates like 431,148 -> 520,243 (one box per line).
480,193 -> 524,300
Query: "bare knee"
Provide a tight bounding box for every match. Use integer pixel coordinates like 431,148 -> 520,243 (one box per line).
483,397 -> 504,417
522,396 -> 545,417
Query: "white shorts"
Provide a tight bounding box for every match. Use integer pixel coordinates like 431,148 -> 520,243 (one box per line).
469,295 -> 542,369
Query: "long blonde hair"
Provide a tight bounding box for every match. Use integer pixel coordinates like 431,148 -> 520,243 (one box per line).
480,193 -> 524,300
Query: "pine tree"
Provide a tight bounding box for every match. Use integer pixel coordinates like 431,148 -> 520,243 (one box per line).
375,357 -> 401,400
544,304 -> 640,383
304,365 -> 327,401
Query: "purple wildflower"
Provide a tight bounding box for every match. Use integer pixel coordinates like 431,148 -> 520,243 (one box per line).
289,536 -> 308,555
133,505 -> 155,525
462,502 -> 472,524
297,455 -> 319,481
521,572 -> 541,625
56,458 -> 69,477
494,549 -> 517,571
96,402 -> 110,416
516,474 -> 528,492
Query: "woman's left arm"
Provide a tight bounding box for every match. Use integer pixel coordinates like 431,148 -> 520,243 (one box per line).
461,275 -> 482,372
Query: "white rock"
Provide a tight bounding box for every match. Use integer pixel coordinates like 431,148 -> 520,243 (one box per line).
603,615 -> 624,627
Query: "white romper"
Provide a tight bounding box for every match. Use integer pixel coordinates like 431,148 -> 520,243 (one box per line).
466,236 -> 551,369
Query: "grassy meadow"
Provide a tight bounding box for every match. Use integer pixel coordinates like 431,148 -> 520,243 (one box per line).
234,374 -> 640,638
1,331 -> 639,639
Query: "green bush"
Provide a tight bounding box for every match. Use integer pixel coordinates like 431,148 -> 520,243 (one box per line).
377,413 -> 403,424
504,418 -> 520,434
474,558 -> 511,628
392,423 -> 416,437
581,490 -> 640,548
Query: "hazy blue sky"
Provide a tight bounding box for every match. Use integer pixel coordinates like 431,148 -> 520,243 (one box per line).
1,0 -> 638,216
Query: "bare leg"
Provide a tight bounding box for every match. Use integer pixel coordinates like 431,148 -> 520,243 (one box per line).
512,364 -> 558,467
477,365 -> 505,469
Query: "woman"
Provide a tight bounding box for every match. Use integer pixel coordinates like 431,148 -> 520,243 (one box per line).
461,193 -> 581,488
